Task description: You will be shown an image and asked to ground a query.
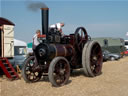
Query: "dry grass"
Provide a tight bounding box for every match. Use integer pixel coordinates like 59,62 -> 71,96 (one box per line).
0,56 -> 128,96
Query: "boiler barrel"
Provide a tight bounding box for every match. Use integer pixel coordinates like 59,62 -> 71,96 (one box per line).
50,44 -> 74,57
36,43 -> 74,61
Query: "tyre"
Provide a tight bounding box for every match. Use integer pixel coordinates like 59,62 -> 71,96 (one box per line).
82,41 -> 103,77
110,57 -> 115,61
48,57 -> 70,87
22,56 -> 41,83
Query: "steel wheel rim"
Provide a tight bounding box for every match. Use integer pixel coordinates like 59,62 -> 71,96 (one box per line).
53,59 -> 70,86
24,57 -> 41,82
90,43 -> 102,75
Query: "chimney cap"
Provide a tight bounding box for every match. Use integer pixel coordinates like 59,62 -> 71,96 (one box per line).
40,8 -> 49,10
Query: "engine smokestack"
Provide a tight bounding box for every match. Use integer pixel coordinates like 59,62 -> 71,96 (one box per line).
27,1 -> 49,38
41,8 -> 49,40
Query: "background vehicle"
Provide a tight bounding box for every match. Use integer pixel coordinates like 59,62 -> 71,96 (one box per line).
9,39 -> 27,69
124,40 -> 128,56
102,50 -> 109,61
125,40 -> 128,50
92,37 -> 126,57
124,49 -> 128,56
102,50 -> 121,61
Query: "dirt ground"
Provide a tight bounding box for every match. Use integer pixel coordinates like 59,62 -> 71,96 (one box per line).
0,56 -> 128,96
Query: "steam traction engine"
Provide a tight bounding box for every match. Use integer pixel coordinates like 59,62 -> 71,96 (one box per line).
22,8 -> 103,87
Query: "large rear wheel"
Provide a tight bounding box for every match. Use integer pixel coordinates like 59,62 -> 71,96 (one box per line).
82,41 -> 103,77
48,57 -> 70,87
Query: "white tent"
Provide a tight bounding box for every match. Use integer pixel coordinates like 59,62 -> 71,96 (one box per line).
14,39 -> 27,47
126,32 -> 128,37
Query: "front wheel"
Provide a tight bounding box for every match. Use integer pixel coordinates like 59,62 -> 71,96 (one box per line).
48,57 -> 70,87
22,56 -> 41,82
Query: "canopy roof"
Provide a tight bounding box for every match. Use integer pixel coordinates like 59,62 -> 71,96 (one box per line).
0,17 -> 15,26
14,39 -> 27,46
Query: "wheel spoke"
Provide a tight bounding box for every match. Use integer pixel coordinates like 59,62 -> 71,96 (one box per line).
22,56 -> 42,82
75,27 -> 88,52
87,42 -> 102,76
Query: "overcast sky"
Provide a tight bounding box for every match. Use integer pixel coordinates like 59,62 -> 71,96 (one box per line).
1,0 -> 128,43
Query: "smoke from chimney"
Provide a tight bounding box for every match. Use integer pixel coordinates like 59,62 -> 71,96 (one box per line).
27,1 -> 48,12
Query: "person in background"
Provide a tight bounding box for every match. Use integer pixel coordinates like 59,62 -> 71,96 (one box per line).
31,30 -> 42,69
50,22 -> 65,36
32,30 -> 41,51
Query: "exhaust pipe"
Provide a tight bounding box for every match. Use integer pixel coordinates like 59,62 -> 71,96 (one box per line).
41,8 -> 49,40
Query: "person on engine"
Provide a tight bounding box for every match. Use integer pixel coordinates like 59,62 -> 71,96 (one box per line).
50,22 -> 65,36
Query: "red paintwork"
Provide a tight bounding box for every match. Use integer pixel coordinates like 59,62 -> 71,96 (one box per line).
38,34 -> 46,38
0,57 -> 19,80
124,50 -> 128,55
